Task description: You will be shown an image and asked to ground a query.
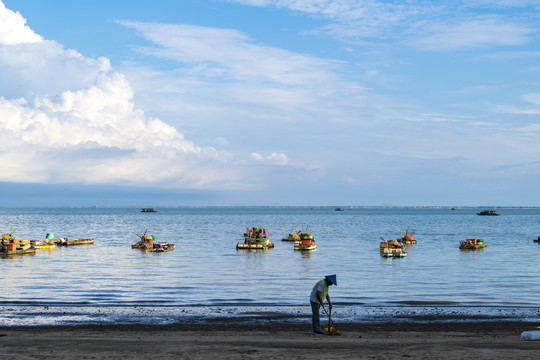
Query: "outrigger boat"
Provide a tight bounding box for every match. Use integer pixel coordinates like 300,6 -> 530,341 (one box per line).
294,231 -> 317,251
31,240 -> 57,250
56,237 -> 94,246
534,237 -> 540,243
0,233 -> 36,256
379,236 -> 407,258
460,237 -> 487,250
399,227 -> 416,245
132,231 -> 175,253
282,230 -> 301,242
30,233 -> 57,250
237,227 -> 274,250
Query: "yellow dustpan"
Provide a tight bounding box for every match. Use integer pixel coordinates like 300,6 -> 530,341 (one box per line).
323,326 -> 337,335
322,306 -> 341,336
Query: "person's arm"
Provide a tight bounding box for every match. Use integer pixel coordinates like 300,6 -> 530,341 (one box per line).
316,291 -> 324,308
326,295 -> 332,311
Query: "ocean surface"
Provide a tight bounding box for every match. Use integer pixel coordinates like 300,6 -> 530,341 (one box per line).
1,207 -> 539,326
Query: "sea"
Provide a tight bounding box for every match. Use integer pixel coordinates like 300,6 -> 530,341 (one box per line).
1,206 -> 539,326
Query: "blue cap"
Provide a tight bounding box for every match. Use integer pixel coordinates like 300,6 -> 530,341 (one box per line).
325,274 -> 337,286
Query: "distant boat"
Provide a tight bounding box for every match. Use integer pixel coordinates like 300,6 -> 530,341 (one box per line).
141,208 -> 158,213
477,210 -> 500,216
460,238 -> 487,250
335,208 -> 344,211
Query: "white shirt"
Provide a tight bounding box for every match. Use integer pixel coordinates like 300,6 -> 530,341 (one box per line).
310,279 -> 328,303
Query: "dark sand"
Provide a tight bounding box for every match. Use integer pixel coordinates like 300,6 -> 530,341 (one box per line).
1,321 -> 539,359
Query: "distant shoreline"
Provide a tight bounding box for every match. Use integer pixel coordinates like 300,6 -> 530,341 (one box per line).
1,205 -> 540,209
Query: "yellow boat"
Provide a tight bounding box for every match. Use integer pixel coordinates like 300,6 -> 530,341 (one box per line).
33,243 -> 57,250
30,237 -> 58,250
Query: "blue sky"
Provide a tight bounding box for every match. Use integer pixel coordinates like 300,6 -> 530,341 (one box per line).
1,0 -> 540,206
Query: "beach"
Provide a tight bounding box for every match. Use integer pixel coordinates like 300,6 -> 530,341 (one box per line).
1,320 -> 539,359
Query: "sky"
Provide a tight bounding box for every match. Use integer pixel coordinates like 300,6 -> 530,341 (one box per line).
1,0 -> 540,206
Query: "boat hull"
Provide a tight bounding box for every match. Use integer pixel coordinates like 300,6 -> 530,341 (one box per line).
0,247 -> 36,256
459,243 -> 487,250
294,244 -> 316,251
146,244 -> 175,252
57,239 -> 94,246
237,242 -> 274,250
34,244 -> 57,250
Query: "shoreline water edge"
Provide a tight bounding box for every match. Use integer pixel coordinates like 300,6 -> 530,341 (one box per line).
1,304 -> 539,328
1,305 -> 539,360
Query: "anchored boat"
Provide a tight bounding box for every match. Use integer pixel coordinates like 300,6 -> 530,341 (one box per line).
132,231 -> 175,252
57,237 -> 94,246
379,237 -> 407,258
282,230 -> 301,242
237,227 -> 274,250
30,233 -> 57,250
0,233 -> 36,256
399,227 -> 416,245
477,210 -> 500,216
460,238 -> 487,250
294,232 -> 317,251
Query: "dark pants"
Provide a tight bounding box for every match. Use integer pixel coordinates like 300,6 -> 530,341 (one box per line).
310,301 -> 323,333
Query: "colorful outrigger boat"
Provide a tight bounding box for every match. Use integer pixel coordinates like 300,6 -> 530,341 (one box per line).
237,227 -> 274,250
30,233 -> 57,250
282,230 -> 301,242
132,231 -> 175,253
399,227 -> 416,245
31,240 -> 57,250
0,233 -> 36,256
460,238 -> 487,250
294,232 -> 317,251
379,237 -> 407,258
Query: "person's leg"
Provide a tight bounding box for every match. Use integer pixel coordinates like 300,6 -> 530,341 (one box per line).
310,301 -> 323,333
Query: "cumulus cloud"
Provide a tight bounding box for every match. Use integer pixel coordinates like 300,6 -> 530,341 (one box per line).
250,152 -> 264,161
0,1 -> 42,44
0,1 -> 243,188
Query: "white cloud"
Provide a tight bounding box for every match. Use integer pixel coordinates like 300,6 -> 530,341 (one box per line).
251,152 -> 264,161
119,21 -> 339,86
0,1 -> 42,44
410,17 -> 532,50
251,152 -> 289,165
0,1 -> 246,189
522,93 -> 540,106
227,1 -> 536,51
267,152 -> 289,165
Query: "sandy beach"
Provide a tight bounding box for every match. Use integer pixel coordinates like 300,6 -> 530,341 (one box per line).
1,321 -> 538,359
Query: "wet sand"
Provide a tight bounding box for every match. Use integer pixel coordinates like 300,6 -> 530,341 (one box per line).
1,321 -> 538,359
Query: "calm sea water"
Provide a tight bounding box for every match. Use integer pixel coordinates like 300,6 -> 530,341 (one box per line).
1,207 -> 539,308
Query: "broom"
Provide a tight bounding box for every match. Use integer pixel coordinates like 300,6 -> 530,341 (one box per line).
322,306 -> 341,336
